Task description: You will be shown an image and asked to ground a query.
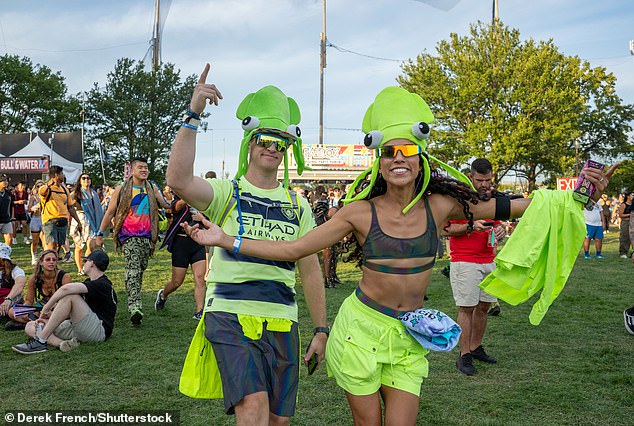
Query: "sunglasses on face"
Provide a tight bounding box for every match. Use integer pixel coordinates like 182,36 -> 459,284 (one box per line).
81,176 -> 91,180
254,133 -> 289,153
378,145 -> 422,158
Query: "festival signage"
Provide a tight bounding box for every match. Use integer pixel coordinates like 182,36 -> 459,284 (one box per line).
287,144 -> 375,170
0,156 -> 49,172
557,177 -> 578,191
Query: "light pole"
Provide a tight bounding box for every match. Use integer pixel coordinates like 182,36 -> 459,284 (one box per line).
575,139 -> 580,176
318,0 -> 326,145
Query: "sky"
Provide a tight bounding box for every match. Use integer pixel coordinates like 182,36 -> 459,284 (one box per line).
1,0 -> 633,178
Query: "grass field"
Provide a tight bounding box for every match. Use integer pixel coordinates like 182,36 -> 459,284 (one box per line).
2,228 -> 633,425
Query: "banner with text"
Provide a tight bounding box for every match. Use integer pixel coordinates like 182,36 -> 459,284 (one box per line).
0,156 -> 49,172
287,144 -> 375,170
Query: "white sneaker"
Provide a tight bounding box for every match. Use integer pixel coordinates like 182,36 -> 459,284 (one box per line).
23,237 -> 29,245
620,254 -> 628,259
12,238 -> 17,245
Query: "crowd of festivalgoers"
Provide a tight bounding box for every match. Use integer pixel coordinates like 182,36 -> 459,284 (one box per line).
0,168 -> 634,330
1,170 -> 634,338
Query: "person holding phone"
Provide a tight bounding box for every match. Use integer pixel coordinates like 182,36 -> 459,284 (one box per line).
442,158 -> 507,376
167,66 -> 327,425
183,88 -> 549,425
182,87 -> 614,425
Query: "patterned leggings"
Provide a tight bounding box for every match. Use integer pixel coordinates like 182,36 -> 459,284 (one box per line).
122,237 -> 151,313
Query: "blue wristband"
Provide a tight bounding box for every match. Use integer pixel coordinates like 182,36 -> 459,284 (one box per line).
233,236 -> 242,254
182,122 -> 198,131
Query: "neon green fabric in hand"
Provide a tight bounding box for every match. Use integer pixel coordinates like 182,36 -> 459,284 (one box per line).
479,189 -> 585,325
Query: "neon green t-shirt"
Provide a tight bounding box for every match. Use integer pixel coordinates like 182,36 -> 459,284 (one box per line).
202,177 -> 316,322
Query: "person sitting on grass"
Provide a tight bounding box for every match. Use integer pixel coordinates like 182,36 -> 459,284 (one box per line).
5,249 -> 72,330
0,243 -> 27,321
12,250 -> 117,354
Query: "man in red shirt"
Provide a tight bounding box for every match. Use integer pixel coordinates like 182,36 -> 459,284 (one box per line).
443,158 -> 506,376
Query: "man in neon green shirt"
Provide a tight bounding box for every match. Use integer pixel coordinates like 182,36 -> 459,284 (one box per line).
167,64 -> 327,425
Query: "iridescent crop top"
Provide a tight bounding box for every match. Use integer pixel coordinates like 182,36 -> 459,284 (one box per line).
361,198 -> 438,275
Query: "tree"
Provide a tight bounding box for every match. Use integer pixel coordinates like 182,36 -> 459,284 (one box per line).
605,159 -> 634,195
85,58 -> 198,185
0,54 -> 81,133
398,22 -> 634,189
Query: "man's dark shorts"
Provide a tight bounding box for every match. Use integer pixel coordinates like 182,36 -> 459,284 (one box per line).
204,311 -> 299,417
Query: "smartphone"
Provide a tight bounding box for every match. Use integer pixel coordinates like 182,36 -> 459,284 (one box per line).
307,353 -> 319,375
482,221 -> 494,227
573,160 -> 605,205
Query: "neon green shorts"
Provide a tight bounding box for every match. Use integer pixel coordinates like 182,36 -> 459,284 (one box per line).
326,292 -> 429,396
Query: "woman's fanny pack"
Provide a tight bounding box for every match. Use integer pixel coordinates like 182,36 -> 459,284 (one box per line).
354,287 -> 461,352
399,309 -> 461,352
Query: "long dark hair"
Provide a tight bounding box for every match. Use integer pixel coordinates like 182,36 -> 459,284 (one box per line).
73,173 -> 92,201
33,249 -> 60,300
345,154 -> 490,267
1,258 -> 17,288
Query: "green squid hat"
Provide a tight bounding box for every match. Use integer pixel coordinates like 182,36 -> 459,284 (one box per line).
235,85 -> 308,187
344,86 -> 474,213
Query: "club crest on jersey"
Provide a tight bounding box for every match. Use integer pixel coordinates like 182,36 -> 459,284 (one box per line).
282,207 -> 297,221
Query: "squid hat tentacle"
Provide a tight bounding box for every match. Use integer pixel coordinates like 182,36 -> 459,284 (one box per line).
235,85 -> 304,188
344,86 -> 473,213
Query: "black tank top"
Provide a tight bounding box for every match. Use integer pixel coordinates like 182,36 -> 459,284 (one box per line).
361,198 -> 438,274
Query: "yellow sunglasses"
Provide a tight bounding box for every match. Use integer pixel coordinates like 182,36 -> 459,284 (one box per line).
378,145 -> 422,158
254,133 -> 289,153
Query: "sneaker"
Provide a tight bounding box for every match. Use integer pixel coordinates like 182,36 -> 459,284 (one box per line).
193,310 -> 203,321
130,308 -> 143,325
23,237 -> 29,245
595,254 -> 605,259
5,320 -> 26,331
488,304 -> 501,316
620,254 -> 628,259
59,337 -> 80,353
441,265 -> 450,278
456,353 -> 476,376
62,251 -> 73,262
624,306 -> 634,336
12,338 -> 47,354
31,254 -> 37,265
12,237 -> 17,245
471,345 -> 497,363
155,289 -> 166,311
584,254 -> 591,260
